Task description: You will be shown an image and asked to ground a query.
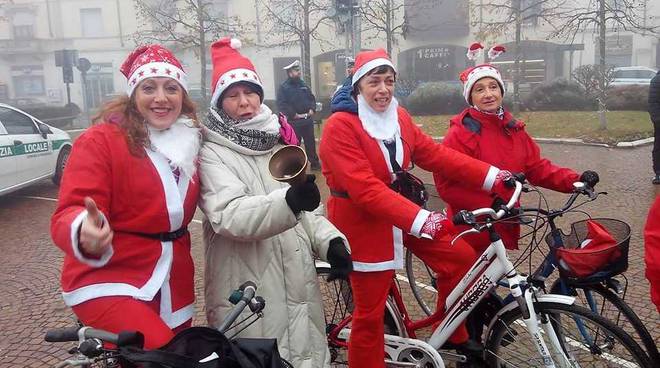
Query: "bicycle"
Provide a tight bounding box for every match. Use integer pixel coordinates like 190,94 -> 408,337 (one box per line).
317,178 -> 652,367
405,180 -> 660,364
45,281 -> 293,368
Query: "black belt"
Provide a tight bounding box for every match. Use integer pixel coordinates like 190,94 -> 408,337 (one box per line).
132,227 -> 188,242
330,189 -> 349,198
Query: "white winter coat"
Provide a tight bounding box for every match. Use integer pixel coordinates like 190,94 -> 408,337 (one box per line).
198,126 -> 346,368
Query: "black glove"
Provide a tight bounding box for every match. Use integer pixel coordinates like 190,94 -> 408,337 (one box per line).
285,174 -> 321,213
326,238 -> 353,282
579,170 -> 599,188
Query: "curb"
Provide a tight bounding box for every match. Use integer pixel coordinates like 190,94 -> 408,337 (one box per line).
431,135 -> 653,149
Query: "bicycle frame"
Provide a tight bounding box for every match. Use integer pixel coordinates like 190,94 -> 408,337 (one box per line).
326,181 -> 581,367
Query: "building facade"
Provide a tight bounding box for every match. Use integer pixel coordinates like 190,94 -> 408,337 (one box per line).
0,0 -> 658,112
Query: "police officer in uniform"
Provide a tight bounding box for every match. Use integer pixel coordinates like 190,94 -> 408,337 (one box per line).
277,60 -> 320,170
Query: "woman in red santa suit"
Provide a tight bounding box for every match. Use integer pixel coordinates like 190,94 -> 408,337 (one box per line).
319,48 -> 517,367
51,44 -> 201,349
434,43 -> 599,255
644,195 -> 660,313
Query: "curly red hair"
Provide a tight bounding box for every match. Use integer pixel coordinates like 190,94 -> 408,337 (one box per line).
92,91 -> 198,156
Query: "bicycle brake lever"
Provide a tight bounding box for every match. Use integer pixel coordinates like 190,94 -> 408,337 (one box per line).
451,228 -> 480,245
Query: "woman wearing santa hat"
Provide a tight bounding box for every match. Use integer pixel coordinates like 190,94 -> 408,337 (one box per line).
434,43 -> 600,255
198,37 -> 351,367
51,44 -> 201,349
318,48 -> 517,367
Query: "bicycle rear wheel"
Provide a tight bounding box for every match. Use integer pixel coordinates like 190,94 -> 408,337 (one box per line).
551,279 -> 659,365
315,266 -> 401,367
404,249 -> 436,316
485,301 -> 651,367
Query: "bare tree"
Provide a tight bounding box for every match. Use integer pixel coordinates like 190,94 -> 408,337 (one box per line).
133,0 -> 241,104
359,0 -> 441,56
256,0 -> 334,84
359,0 -> 406,56
471,0 -> 565,114
545,0 -> 658,129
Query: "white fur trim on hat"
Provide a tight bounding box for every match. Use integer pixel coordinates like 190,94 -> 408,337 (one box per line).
210,68 -> 263,108
230,38 -> 242,49
126,62 -> 188,96
463,65 -> 505,105
351,58 -> 396,86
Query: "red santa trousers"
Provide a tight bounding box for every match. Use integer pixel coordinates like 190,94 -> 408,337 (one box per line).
347,232 -> 477,367
72,293 -> 192,350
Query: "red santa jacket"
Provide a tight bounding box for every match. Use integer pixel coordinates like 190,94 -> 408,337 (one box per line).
319,107 -> 498,272
644,196 -> 660,312
51,123 -> 200,328
434,107 -> 579,253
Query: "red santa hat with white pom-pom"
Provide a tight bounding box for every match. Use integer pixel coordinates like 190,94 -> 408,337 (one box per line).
459,44 -> 507,105
120,44 -> 188,96
210,37 -> 264,108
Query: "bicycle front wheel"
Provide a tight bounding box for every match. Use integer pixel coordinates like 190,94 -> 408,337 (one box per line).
485,301 -> 651,367
551,280 -> 659,365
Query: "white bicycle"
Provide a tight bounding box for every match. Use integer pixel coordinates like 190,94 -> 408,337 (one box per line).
317,178 -> 651,367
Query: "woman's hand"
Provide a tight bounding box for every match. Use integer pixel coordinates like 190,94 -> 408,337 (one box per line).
79,197 -> 113,258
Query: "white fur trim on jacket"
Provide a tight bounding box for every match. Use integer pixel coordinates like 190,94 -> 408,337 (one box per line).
482,166 -> 500,191
70,210 -> 114,267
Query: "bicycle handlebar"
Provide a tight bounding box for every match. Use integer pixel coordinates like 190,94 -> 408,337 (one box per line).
45,326 -> 119,344
453,179 -> 524,226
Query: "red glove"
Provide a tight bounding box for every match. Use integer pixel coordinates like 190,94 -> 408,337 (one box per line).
420,211 -> 455,240
491,170 -> 515,202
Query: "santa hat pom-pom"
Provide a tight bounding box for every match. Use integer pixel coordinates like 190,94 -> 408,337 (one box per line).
488,45 -> 506,60
458,67 -> 473,83
466,42 -> 484,60
230,38 -> 242,50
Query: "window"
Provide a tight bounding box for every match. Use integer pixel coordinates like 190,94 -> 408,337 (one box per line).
13,25 -> 33,39
11,10 -> 35,40
520,0 -> 542,26
12,75 -> 45,97
0,107 -> 37,135
80,8 -> 104,37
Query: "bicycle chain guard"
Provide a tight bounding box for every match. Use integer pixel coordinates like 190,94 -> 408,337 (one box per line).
383,334 -> 445,367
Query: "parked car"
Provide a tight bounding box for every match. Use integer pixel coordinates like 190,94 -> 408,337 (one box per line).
0,103 -> 73,195
610,66 -> 658,86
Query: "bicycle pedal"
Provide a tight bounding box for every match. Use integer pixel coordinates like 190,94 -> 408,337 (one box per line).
438,350 -> 467,363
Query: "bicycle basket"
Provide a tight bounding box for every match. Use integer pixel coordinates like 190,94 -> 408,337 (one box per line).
544,218 -> 630,282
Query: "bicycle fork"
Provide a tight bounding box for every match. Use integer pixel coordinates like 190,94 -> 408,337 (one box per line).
511,276 -> 574,368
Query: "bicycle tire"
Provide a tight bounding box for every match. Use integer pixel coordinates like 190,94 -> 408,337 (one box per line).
484,301 -> 652,367
404,248 -> 436,316
315,266 -> 400,366
550,279 -> 660,365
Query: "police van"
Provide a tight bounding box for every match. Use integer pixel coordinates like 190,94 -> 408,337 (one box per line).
0,103 -> 73,196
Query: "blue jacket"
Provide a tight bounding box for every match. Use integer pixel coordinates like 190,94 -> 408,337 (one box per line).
330,76 -> 358,114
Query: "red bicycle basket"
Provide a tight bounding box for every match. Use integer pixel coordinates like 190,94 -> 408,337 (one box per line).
544,218 -> 630,282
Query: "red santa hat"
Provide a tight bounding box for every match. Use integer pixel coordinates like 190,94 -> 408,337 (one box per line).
210,37 -> 263,108
120,44 -> 188,96
351,48 -> 396,86
459,44 -> 507,105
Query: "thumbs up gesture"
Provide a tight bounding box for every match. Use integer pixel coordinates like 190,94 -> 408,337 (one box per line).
80,197 -> 113,257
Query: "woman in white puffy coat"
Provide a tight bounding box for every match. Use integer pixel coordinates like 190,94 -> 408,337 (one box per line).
198,37 -> 352,368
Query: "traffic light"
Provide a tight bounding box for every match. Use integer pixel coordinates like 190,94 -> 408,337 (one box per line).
62,66 -> 74,84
